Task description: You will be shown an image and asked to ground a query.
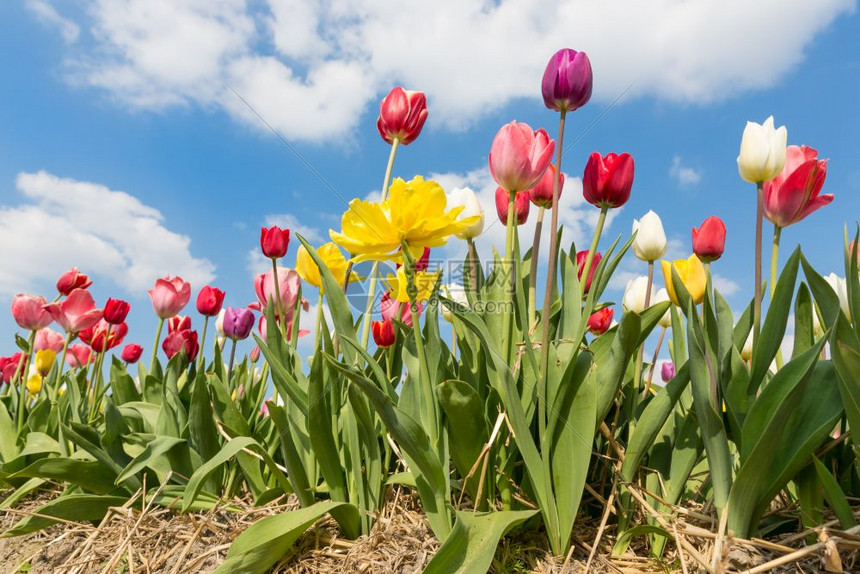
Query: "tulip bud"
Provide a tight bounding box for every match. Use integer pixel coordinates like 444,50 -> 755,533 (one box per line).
222,307 -> 255,341
372,319 -> 396,348
692,216 -> 726,262
121,344 -> 143,364
661,361 -> 675,383
196,285 -> 226,317
249,346 -> 261,362
587,307 -> 614,335
541,49 -> 593,113
495,188 -> 530,226
489,121 -> 555,193
260,226 -> 290,259
528,165 -> 564,209
623,276 -> 656,314
34,349 -> 56,376
103,298 -> 130,325
661,255 -> 707,306
11,294 -> 53,331
447,187 -> 485,240
741,332 -> 754,361
56,268 -> 92,296
653,288 -> 672,328
26,373 -> 42,397
631,210 -> 667,262
582,152 -> 635,209
377,87 -> 428,146
576,250 -> 602,294
737,116 -> 787,183
825,273 -> 851,322
216,309 -> 226,336
762,145 -> 831,228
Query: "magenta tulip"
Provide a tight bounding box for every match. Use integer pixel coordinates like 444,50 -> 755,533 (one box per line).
43,289 -> 103,333
162,329 -> 199,361
103,298 -> 130,325
762,145 -> 831,228
222,307 -> 255,341
489,121 -> 555,193
661,361 -> 676,382
148,276 -> 191,319
11,294 -> 53,331
582,152 -> 635,209
542,49 -> 593,113
377,87 -> 429,146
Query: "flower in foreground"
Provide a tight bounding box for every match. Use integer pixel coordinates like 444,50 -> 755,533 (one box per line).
103,298 -> 130,325
330,176 -> 479,263
121,344 -> 143,364
661,361 -> 675,382
260,226 -> 291,259
148,276 -> 191,319
541,48 -> 593,113
252,268 -> 301,319
56,268 -> 92,296
377,87 -> 428,146
661,255 -> 707,306
223,307 -> 255,341
582,152 -> 635,209
623,276 -> 656,314
737,116 -> 787,184
587,307 -> 614,335
495,187 -> 530,225
296,242 -> 357,291
43,289 -> 103,333
34,349 -> 56,376
762,145 -> 831,228
447,187 -> 485,240
692,216 -> 727,262
11,294 -> 53,331
372,319 -> 396,348
631,210 -> 667,262
197,286 -> 226,317
489,121 -> 555,193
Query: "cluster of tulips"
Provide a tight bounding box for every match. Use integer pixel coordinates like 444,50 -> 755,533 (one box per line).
1,46 -> 858,574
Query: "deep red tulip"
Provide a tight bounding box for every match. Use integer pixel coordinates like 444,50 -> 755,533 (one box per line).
260,226 -> 290,259
692,216 -> 727,262
66,344 -> 92,368
80,319 -> 128,353
372,319 -> 396,348
587,307 -> 614,335
377,87 -> 428,146
162,329 -> 199,361
11,294 -> 53,331
43,289 -> 103,333
529,165 -> 565,209
167,315 -> 191,334
542,49 -> 593,113
489,121 -> 555,193
121,343 -> 143,364
148,276 -> 191,319
56,268 -> 92,296
103,298 -> 130,325
576,250 -> 602,293
196,285 -> 225,316
495,188 -> 531,226
762,145 -> 831,228
34,328 -> 64,353
582,152 -> 635,209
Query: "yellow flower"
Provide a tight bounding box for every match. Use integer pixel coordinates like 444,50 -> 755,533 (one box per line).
34,349 -> 56,376
330,176 -> 481,263
296,242 -> 358,291
661,254 -> 706,305
385,266 -> 441,303
26,373 -> 42,397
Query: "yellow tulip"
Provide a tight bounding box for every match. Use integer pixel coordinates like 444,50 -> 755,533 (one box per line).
26,373 -> 42,397
296,242 -> 358,291
661,254 -> 706,305
385,266 -> 441,303
330,176 -> 481,263
34,349 -> 56,376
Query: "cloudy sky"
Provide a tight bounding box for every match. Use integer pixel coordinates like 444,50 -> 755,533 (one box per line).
1,0 -> 859,361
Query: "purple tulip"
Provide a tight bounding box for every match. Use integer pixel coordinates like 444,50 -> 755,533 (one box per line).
222,306 -> 255,341
661,361 -> 676,383
541,49 -> 593,113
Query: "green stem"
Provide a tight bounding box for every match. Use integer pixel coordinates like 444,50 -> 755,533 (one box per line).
404,248 -> 437,445
15,330 -> 37,431
642,326 -> 666,397
528,206 -> 546,324
271,258 -> 289,342
501,191 -> 518,365
150,318 -> 164,373
359,139 -> 401,349
770,225 -> 784,368
227,338 -> 237,383
629,262 -> 654,426
197,316 -> 210,372
314,288 -> 324,354
753,182 -> 764,358
89,325 -> 111,422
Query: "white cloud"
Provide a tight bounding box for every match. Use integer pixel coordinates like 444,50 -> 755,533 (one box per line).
25,0 -> 80,43
670,156 -> 702,186
0,171 -> 215,298
41,0 -> 853,141
713,274 -> 741,296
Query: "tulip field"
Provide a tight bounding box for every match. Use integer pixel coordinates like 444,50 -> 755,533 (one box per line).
3,48 -> 860,574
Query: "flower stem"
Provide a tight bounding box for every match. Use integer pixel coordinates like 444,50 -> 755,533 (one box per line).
466,239 -> 478,295
227,338 -> 237,383
197,316 -> 210,372
753,182 -> 764,357
404,246 -> 437,445
89,325 -> 111,421
629,262 -> 653,426
528,206 -> 546,323
150,318 -> 164,374
770,225 -> 784,368
271,258 -> 289,342
314,288 -> 324,354
501,191 -> 518,365
643,326 -> 666,398
15,330 -> 36,431
359,139 -> 401,349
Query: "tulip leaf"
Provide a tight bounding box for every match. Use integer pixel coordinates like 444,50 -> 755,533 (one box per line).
801,252 -> 842,330
830,317 -> 860,448
266,403 -> 315,508
3,494 -> 130,537
437,380 -> 488,504
812,456 -> 856,529
792,283 -> 815,360
9,456 -> 120,495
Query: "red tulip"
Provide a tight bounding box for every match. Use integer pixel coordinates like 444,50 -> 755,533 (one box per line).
692,216 -> 727,262
11,294 -> 53,331
377,87 -> 428,146
148,276 -> 191,319
489,121 -> 555,193
576,250 -> 602,293
587,307 -> 614,335
0,353 -> 26,383
582,152 -> 635,209
196,285 -> 225,316
162,329 -> 199,361
56,268 -> 92,296
529,165 -> 565,209
66,344 -> 92,368
542,49 -> 593,113
167,315 -> 191,334
495,188 -> 531,226
121,344 -> 143,364
43,289 -> 103,333
260,226 -> 290,259
80,319 -> 128,353
381,292 -> 422,327
103,298 -> 130,325
372,319 -> 396,348
762,145 -> 831,228
34,328 -> 64,353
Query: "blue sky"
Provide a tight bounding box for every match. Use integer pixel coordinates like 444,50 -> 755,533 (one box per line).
1,0 -> 859,362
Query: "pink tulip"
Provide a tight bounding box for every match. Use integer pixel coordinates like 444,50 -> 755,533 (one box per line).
11,294 -> 53,331
381,291 -> 422,328
377,87 -> 429,146
148,276 -> 191,319
66,344 -> 92,368
529,164 -> 565,209
34,328 -> 65,353
0,353 -> 26,383
489,121 -> 555,193
495,188 -> 531,225
43,289 -> 103,333
249,346 -> 261,362
162,329 -> 199,361
56,268 -> 92,296
121,344 -> 143,364
251,268 -> 301,320
762,145 -> 831,228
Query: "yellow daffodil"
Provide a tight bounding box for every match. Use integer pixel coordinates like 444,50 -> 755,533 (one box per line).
661,254 -> 706,306
385,266 -> 441,303
296,242 -> 359,291
26,373 -> 42,397
34,349 -> 56,376
330,176 -> 481,263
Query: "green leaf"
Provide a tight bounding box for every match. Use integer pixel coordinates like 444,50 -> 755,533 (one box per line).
266,403 -> 315,508
792,283 -> 815,360
813,457 -> 856,528
613,525 -> 671,556
831,317 -> 860,448
801,252 -> 842,330
9,457 -> 120,495
115,436 -> 186,484
3,494 -> 128,537
188,372 -> 221,465
437,380 -> 488,503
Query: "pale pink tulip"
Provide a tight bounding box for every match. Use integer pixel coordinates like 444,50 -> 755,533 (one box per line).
11,294 -> 53,331
43,289 -> 103,333
489,121 -> 555,193
34,328 -> 65,353
66,344 -> 92,368
148,276 -> 191,319
251,268 -> 301,321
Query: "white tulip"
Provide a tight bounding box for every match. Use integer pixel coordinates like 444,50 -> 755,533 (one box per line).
631,210 -> 667,262
812,305 -> 823,336
741,332 -> 753,361
441,283 -> 469,322
448,187 -> 485,240
623,276 -> 656,314
825,273 -> 851,322
653,288 -> 673,328
215,309 -> 226,336
737,116 -> 788,183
